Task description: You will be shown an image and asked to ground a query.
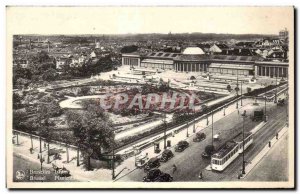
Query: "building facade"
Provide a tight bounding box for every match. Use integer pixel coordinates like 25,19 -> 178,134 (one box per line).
121,47 -> 289,78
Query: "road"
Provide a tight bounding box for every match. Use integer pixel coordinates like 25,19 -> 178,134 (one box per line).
117,98 -> 288,182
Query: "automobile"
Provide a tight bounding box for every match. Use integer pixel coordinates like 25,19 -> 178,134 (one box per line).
175,141 -> 189,152
202,145 -> 215,159
155,173 -> 173,182
277,98 -> 285,106
143,169 -> 162,182
135,153 -> 149,168
144,157 -> 160,172
159,149 -> 174,162
201,151 -> 211,159
213,133 -> 220,141
193,132 -> 206,142
52,164 -> 71,177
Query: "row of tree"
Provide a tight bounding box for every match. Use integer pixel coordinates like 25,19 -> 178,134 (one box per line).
13,94 -> 115,170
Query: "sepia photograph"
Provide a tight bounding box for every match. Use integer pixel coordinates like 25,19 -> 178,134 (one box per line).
6,6 -> 295,189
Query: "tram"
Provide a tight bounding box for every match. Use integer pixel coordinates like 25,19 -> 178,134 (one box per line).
211,132 -> 253,171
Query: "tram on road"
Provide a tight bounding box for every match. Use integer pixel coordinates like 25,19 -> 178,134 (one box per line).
211,132 -> 253,171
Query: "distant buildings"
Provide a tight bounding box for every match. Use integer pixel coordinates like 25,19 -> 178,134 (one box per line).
279,28 -> 289,40
122,45 -> 289,78
13,31 -> 289,78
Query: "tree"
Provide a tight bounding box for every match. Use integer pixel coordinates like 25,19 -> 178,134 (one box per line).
41,68 -> 58,81
79,86 -> 90,96
190,76 -> 196,80
13,92 -> 22,109
226,85 -> 232,92
33,95 -> 62,161
66,105 -> 115,170
13,64 -> 32,87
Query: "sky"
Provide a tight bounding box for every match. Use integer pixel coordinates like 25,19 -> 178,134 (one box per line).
7,6 -> 294,35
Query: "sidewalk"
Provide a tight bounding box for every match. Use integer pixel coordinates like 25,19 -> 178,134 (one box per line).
243,130 -> 289,181
240,125 -> 288,179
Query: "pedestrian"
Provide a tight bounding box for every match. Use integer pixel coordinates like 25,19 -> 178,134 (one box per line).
276,133 -> 279,140
172,164 -> 177,174
198,171 -> 203,179
268,141 -> 271,147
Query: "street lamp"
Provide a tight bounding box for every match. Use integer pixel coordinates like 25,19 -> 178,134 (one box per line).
236,70 -> 239,109
286,93 -> 289,127
274,70 -> 278,103
211,111 -> 214,148
206,115 -> 209,126
112,145 -> 115,180
186,121 -> 189,138
241,110 -> 247,175
193,107 -> 196,133
240,80 -> 243,106
39,135 -> 42,154
39,153 -> 44,171
264,96 -> 267,122
163,112 -> 167,150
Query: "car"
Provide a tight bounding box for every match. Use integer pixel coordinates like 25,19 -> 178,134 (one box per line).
143,169 -> 162,182
155,173 -> 173,182
193,132 -> 206,142
277,99 -> 285,106
202,145 -> 215,159
144,157 -> 160,172
159,149 -> 174,162
201,151 -> 211,159
175,141 -> 189,152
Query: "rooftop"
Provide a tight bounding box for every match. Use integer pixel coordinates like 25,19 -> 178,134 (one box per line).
212,141 -> 238,159
183,47 -> 205,55
232,132 -> 252,143
174,54 -> 210,62
145,52 -> 180,59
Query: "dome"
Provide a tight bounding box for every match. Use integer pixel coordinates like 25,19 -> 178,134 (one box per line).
182,47 -> 205,55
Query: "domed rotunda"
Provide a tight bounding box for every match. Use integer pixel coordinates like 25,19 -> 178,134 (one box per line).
174,47 -> 209,72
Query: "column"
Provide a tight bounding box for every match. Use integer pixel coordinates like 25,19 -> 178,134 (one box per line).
264,67 -> 267,77
255,66 -> 258,76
